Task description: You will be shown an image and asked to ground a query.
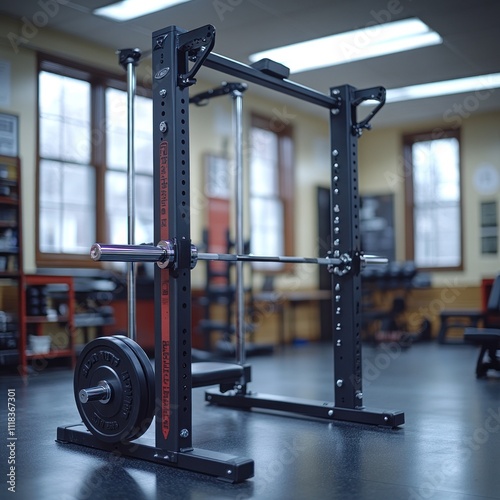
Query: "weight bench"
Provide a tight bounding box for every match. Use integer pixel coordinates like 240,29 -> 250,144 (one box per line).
464,273 -> 500,378
192,362 -> 249,391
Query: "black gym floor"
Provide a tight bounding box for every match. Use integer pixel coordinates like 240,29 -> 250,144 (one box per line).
1,341 -> 499,500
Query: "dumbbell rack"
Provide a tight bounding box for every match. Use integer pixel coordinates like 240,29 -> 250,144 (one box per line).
57,24 -> 404,483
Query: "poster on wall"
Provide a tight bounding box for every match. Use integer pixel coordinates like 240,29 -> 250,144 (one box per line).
480,200 -> 498,255
0,113 -> 18,157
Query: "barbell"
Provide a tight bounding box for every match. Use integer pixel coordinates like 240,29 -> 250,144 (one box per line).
90,241 -> 388,275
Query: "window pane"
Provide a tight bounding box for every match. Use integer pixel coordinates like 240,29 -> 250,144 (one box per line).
411,134 -> 461,268
39,72 -> 62,116
39,160 -> 61,204
106,171 -> 152,244
39,160 -> 95,254
413,138 -> 459,204
39,71 -> 91,164
39,207 -> 61,253
106,88 -> 153,173
414,204 -> 460,267
39,117 -> 61,159
136,175 -> 154,244
250,197 -> 284,271
63,122 -> 91,163
250,128 -> 279,196
106,171 -> 127,243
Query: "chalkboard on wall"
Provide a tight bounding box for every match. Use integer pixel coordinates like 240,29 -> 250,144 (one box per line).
360,194 -> 395,262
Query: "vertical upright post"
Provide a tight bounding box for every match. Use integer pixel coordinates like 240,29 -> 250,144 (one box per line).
152,26 -> 193,453
232,90 -> 245,365
119,48 -> 142,342
329,85 -> 363,409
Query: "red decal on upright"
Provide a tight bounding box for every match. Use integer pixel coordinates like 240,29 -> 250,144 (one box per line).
159,141 -> 170,440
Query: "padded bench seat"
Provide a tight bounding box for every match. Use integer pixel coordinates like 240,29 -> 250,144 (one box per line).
464,327 -> 500,378
192,361 -> 245,388
438,310 -> 483,344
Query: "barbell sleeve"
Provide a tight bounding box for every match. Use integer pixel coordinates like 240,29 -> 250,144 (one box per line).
79,381 -> 111,404
360,255 -> 389,267
90,243 -> 173,264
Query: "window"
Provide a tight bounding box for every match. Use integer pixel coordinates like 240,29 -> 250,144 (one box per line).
38,71 -> 94,254
37,56 -> 153,266
249,114 -> 294,271
404,129 -> 462,269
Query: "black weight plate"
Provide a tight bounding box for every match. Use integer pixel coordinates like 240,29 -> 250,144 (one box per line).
74,336 -> 149,443
113,335 -> 155,440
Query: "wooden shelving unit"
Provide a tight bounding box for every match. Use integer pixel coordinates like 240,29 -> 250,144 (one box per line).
0,155 -> 22,368
19,274 -> 76,376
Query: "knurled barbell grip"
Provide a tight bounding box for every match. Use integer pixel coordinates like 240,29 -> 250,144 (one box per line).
197,252 -> 338,266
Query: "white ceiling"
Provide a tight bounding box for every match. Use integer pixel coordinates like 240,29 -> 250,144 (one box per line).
1,0 -> 500,127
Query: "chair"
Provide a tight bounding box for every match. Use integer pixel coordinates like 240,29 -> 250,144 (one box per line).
464,274 -> 500,377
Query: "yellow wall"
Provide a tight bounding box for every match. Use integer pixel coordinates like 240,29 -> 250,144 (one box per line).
1,13 -> 500,291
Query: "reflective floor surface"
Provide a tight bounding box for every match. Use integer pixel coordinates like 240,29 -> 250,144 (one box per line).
1,341 -> 499,500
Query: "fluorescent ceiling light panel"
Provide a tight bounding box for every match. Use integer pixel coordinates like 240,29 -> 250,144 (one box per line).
249,18 -> 442,73
386,73 -> 500,102
94,0 -> 191,21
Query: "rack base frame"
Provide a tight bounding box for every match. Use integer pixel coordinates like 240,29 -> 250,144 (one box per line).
56,424 -> 254,483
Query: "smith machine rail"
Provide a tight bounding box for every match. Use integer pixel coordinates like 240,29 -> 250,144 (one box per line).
57,24 -> 404,483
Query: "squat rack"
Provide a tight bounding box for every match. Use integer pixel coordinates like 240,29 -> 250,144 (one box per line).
57,24 -> 404,483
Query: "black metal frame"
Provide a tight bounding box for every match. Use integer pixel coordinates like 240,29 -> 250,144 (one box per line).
57,24 -> 403,483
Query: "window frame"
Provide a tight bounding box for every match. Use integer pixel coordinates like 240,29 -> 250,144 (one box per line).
36,53 -> 152,268
403,128 -> 464,271
249,113 -> 294,273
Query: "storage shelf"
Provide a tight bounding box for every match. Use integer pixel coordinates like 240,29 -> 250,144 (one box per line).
0,247 -> 19,254
19,274 -> 76,375
26,349 -> 74,359
0,156 -> 22,372
25,315 -> 70,324
0,196 -> 18,205
0,221 -> 17,228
